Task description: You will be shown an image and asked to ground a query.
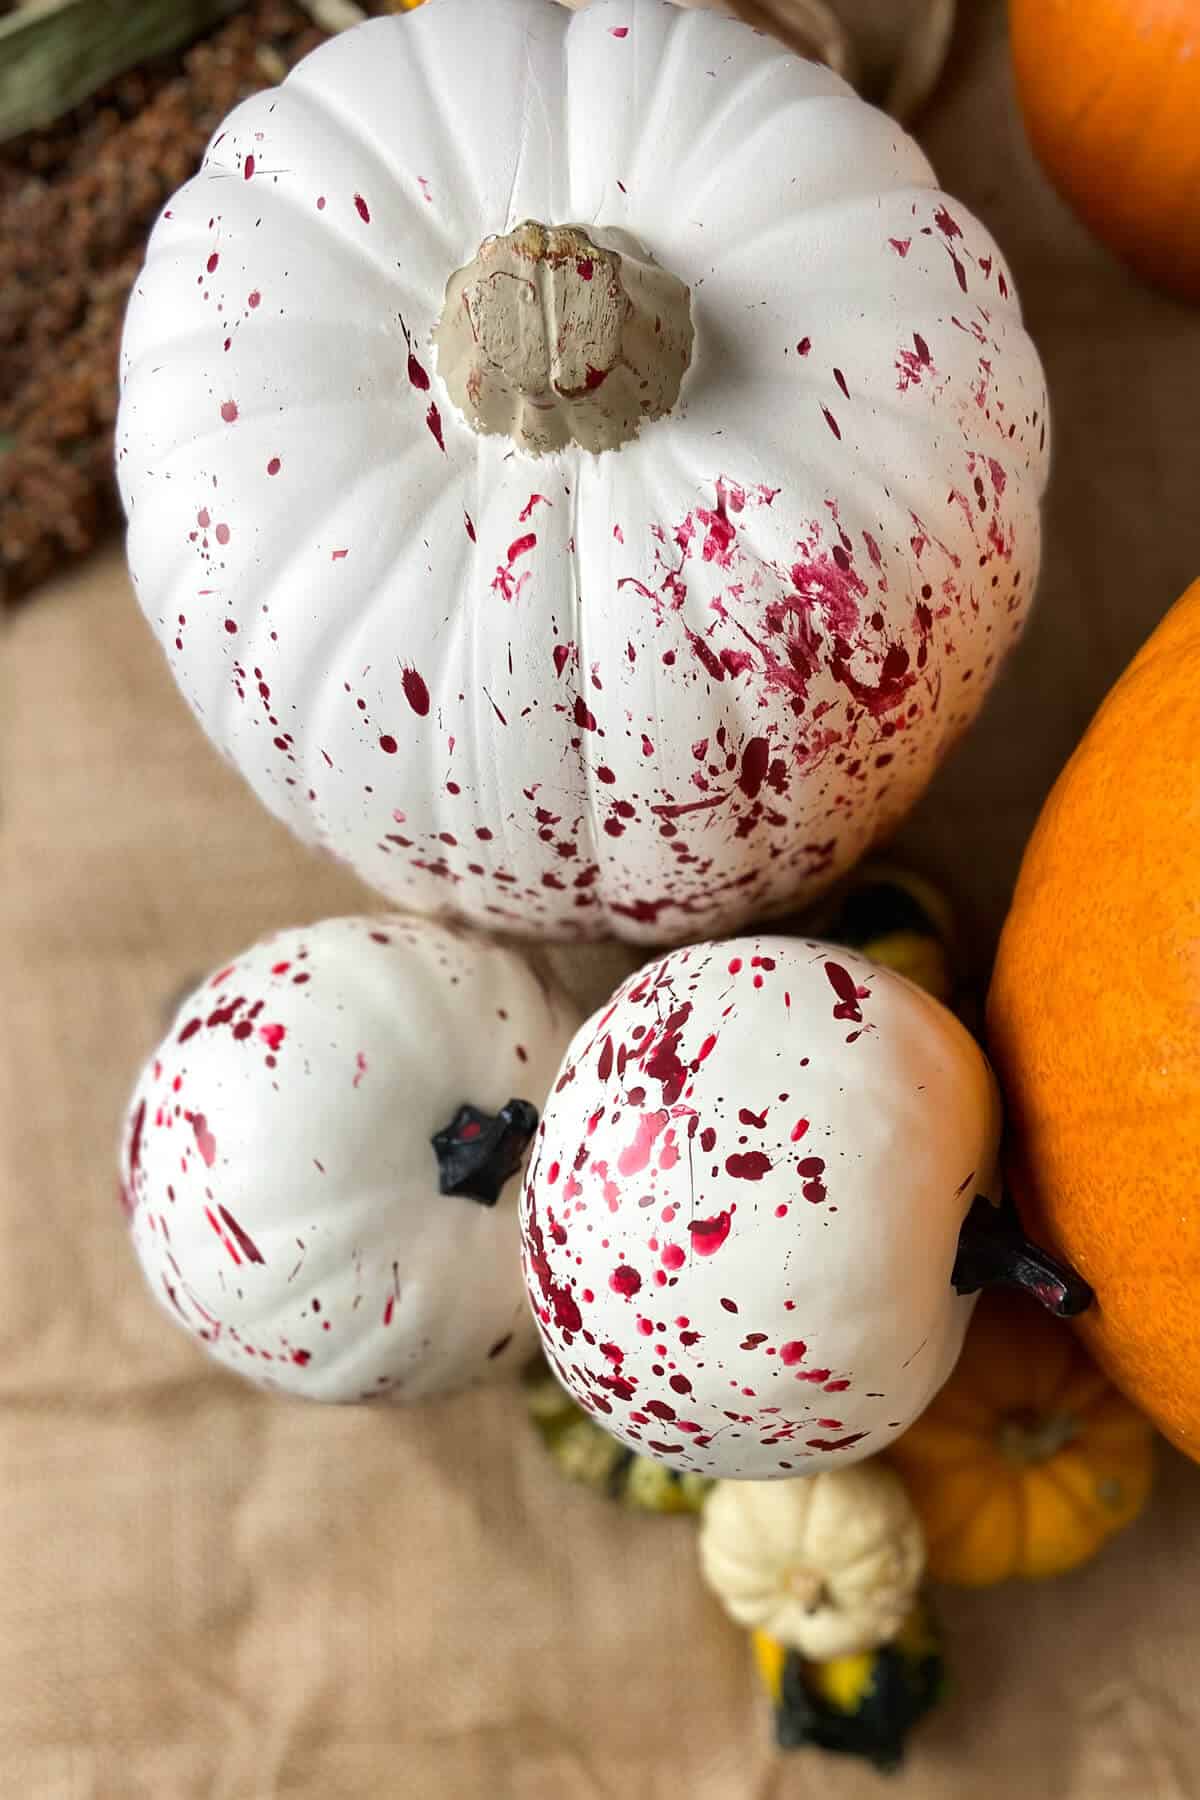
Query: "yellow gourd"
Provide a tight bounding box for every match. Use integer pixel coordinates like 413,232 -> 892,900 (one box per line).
889,1293 -> 1154,1585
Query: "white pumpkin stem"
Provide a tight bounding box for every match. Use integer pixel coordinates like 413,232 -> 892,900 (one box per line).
433,221 -> 694,457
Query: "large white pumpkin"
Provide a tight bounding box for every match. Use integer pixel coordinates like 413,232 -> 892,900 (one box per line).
520,935 -> 1001,1476
117,0 -> 1048,945
120,915 -> 579,1402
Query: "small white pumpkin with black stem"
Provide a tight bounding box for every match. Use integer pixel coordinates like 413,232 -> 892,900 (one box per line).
121,915 -> 580,1402
519,934 -> 1089,1478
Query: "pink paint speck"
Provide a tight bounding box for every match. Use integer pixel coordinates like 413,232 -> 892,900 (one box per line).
220,401 -> 238,423
192,1114 -> 217,1168
266,456 -> 281,476
244,155 -> 255,181
610,24 -> 629,35
259,1023 -> 286,1051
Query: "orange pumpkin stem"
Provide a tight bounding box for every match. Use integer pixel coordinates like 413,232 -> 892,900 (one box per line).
952,1194 -> 1093,1317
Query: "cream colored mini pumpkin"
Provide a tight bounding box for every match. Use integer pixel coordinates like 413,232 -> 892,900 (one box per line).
699,1463 -> 925,1659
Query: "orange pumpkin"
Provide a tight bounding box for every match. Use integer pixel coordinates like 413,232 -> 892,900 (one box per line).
987,578 -> 1200,1458
1009,0 -> 1200,304
890,1294 -> 1154,1585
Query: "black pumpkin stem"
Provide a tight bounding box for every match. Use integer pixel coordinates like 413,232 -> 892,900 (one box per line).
431,1099 -> 539,1207
953,1193 -> 1093,1317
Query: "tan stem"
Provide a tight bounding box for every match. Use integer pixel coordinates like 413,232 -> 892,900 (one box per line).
433,221 -> 693,458
997,1410 -> 1079,1466
787,1567 -> 830,1613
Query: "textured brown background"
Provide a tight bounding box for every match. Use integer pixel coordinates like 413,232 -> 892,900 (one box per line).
3,2 -> 1200,1794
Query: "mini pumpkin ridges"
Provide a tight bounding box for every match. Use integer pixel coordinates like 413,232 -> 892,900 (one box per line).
889,1293 -> 1154,1585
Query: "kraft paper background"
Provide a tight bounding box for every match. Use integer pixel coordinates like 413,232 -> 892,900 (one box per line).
3,2 -> 1199,1793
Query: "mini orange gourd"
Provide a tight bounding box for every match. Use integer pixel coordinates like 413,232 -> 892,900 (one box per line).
1009,0 -> 1200,303
890,1294 -> 1154,1585
987,579 -> 1200,1458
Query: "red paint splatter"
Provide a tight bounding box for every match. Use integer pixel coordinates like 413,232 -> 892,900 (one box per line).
807,1432 -> 868,1452
799,1155 -> 828,1203
379,734 -> 398,754
426,403 -> 446,452
259,1023 -> 286,1051
220,401 -> 238,423
737,735 -> 769,800
610,24 -> 629,35
688,1211 -> 732,1255
797,336 -> 812,356
640,1003 -> 693,1105
780,1340 -> 807,1366
219,1205 -> 265,1264
725,1151 -> 771,1181
619,1108 -> 668,1177
354,193 -> 371,222
526,1195 -> 583,1333
933,205 -> 962,239
267,456 -> 281,476
824,960 -> 865,1023
821,406 -> 842,440
610,1264 -> 642,1297
191,1114 -> 217,1167
889,236 -> 911,257
464,512 -> 476,541
828,639 -> 914,716
661,1243 -> 685,1271
402,668 -> 430,716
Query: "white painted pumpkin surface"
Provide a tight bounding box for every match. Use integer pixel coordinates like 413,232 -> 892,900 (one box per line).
699,1463 -> 926,1658
120,916 -> 579,1402
520,935 -> 1000,1476
117,0 -> 1049,945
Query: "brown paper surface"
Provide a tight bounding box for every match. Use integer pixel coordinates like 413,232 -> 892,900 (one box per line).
3,3 -> 1199,1794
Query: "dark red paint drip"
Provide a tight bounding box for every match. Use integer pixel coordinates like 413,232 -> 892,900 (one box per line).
354,193 -> 371,222
737,736 -> 769,800
219,1205 -> 265,1265
402,668 -> 430,716
825,960 -> 865,1023
426,403 -> 446,452
724,1152 -> 771,1181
